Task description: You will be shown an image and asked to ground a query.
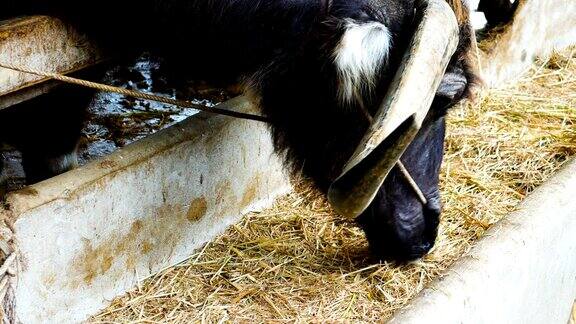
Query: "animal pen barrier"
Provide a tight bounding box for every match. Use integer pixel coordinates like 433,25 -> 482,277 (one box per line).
0,16 -> 291,322
0,0 -> 575,322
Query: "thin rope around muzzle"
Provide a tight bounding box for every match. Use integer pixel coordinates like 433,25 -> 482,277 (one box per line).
361,105 -> 428,206
396,160 -> 428,205
0,63 -> 269,123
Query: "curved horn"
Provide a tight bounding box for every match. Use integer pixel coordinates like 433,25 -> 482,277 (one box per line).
328,0 -> 460,218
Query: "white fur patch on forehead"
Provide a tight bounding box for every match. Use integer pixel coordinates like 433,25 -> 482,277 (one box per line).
333,19 -> 391,106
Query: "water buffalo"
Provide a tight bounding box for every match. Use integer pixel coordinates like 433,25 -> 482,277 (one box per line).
1,0 -> 477,261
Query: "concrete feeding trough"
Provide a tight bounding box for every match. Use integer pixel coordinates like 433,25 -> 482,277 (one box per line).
0,96 -> 289,323
0,16 -> 289,323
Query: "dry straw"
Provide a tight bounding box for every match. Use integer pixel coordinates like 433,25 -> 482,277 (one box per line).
93,47 -> 576,323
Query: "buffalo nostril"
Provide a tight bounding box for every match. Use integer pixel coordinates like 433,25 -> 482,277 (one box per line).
419,241 -> 433,253
412,242 -> 429,253
406,241 -> 434,259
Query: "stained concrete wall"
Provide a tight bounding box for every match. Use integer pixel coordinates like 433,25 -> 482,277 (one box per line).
0,97 -> 290,323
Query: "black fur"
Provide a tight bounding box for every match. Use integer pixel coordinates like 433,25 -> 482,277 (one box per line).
477,0 -> 518,27
0,85 -> 93,185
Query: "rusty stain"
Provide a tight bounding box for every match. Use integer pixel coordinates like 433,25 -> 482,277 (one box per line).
76,238 -> 117,285
101,255 -> 114,273
14,187 -> 39,196
186,197 -> 208,222
131,220 -> 143,233
99,160 -> 118,169
241,174 -> 261,210
214,180 -> 237,218
125,255 -> 136,270
141,241 -> 153,254
42,273 -> 57,287
114,220 -> 143,255
68,203 -> 193,288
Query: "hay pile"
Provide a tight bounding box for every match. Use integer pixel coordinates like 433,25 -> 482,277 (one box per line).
93,47 -> 576,323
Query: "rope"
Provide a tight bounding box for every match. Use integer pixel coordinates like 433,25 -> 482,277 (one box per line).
0,226 -> 16,303
0,63 -> 269,123
0,62 -> 427,205
0,254 -> 16,281
361,105 -> 428,206
396,161 -> 428,205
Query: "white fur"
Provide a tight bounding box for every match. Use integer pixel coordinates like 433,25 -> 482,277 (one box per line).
333,19 -> 392,105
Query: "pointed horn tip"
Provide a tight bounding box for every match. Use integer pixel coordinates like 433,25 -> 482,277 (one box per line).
327,187 -> 364,219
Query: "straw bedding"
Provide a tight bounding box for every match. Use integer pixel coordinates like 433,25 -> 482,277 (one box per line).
92,47 -> 576,323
